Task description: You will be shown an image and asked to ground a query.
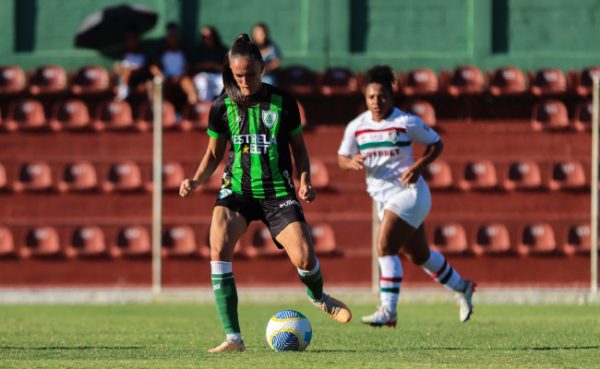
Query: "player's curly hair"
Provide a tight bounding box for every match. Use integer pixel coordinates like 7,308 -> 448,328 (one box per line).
366,65 -> 395,94
222,33 -> 265,108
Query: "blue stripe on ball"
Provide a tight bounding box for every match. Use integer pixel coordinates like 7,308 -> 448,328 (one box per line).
274,310 -> 304,319
271,331 -> 300,351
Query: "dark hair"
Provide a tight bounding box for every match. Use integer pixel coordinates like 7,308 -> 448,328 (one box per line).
222,33 -> 264,107
366,65 -> 395,95
252,22 -> 272,47
166,21 -> 179,33
202,25 -> 225,49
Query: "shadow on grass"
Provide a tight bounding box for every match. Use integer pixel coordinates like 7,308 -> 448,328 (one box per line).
0,346 -> 142,350
310,345 -> 600,353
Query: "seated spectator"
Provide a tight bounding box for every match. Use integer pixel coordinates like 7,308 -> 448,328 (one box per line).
113,30 -> 151,101
251,23 -> 282,86
192,26 -> 228,101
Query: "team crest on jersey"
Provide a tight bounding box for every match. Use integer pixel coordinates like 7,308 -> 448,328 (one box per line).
262,110 -> 278,128
388,130 -> 398,143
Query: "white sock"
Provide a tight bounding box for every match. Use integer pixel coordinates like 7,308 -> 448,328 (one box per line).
421,249 -> 466,292
226,333 -> 243,343
210,261 -> 232,274
297,258 -> 320,277
378,255 -> 403,313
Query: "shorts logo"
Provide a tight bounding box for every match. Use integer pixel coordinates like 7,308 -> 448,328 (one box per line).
279,199 -> 299,208
218,189 -> 233,199
262,110 -> 278,129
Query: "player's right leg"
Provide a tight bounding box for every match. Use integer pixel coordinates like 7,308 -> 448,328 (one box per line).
207,206 -> 248,353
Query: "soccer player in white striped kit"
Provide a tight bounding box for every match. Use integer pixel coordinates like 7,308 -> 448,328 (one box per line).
338,65 -> 475,327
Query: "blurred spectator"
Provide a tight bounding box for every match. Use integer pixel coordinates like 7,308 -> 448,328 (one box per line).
251,23 -> 282,86
114,31 -> 151,101
192,26 -> 228,101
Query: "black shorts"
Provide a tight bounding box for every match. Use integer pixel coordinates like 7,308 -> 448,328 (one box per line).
214,191 -> 306,248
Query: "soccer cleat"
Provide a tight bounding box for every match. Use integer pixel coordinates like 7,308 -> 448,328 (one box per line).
207,339 -> 246,353
361,306 -> 397,328
456,280 -> 476,322
310,293 -> 352,323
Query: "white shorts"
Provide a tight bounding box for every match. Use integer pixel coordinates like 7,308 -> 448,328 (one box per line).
376,177 -> 431,228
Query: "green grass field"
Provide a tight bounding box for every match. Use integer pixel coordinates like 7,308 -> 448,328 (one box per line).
1,302 -> 599,369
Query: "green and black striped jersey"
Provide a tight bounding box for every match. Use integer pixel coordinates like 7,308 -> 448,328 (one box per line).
207,84 -> 303,199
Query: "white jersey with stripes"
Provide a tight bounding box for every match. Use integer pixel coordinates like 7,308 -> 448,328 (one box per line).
338,108 -> 440,202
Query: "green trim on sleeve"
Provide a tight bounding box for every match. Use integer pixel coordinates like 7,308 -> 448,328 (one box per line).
207,128 -> 225,138
290,124 -> 303,136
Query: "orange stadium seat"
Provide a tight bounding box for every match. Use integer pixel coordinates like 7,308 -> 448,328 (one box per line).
4,98 -> 47,132
0,226 -> 15,257
70,65 -> 110,96
20,226 -> 61,258
458,160 -> 498,191
0,162 -> 7,191
400,68 -> 439,96
310,159 -> 330,190
548,160 -> 586,191
422,160 -> 453,190
93,100 -> 134,131
102,161 -> 143,192
563,223 -> 592,256
530,68 -> 567,96
0,65 -> 26,95
162,225 -> 198,257
431,223 -> 468,254
319,67 -> 358,96
517,223 -> 557,255
182,100 -> 212,130
56,161 -> 98,193
64,226 -> 107,258
135,100 -> 189,131
13,161 -> 53,192
574,66 -> 600,96
279,66 -> 318,95
472,223 -> 511,256
111,225 -> 151,258
48,98 -> 91,131
503,160 -> 542,191
161,161 -> 185,192
402,99 -> 436,127
531,99 -> 569,131
488,66 -> 527,96
446,65 -> 485,96
573,101 -> 592,132
243,223 -> 285,258
310,223 -> 337,256
28,65 -> 67,95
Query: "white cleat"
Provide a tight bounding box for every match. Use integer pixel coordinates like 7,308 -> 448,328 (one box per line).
310,293 -> 352,323
456,280 -> 476,322
207,339 -> 246,353
361,306 -> 397,328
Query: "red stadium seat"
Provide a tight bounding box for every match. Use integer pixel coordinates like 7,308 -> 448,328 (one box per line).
111,225 -> 151,258
573,101 -> 592,132
432,223 -> 468,254
243,223 -> 285,258
310,223 -> 337,256
563,223 -> 593,256
517,223 -> 557,255
402,99 -> 436,127
93,100 -> 134,131
446,65 -> 485,96
70,65 -> 110,96
161,161 -> 185,192
28,65 -> 67,95
488,66 -> 527,96
574,66 -> 600,96
20,226 -> 61,258
310,159 -> 330,190
182,100 -> 212,130
56,161 -> 98,193
0,162 -> 6,191
319,67 -> 358,96
0,65 -> 26,95
135,101 -> 189,131
531,99 -> 569,131
530,68 -> 567,96
422,160 -> 453,190
102,161 -> 143,192
48,99 -> 90,131
548,160 -> 586,191
400,68 -> 439,96
4,99 -> 47,132
279,66 -> 318,95
0,226 -> 15,257
64,226 -> 107,258
162,225 -> 198,257
503,160 -> 542,191
458,160 -> 498,191
13,161 -> 53,192
472,223 -> 511,256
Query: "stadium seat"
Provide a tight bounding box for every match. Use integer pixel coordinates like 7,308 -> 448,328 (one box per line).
161,161 -> 185,192
531,99 -> 569,131
574,66 -> 600,96
563,223 -> 593,256
13,161 -> 53,192
422,160 -> 453,190
102,161 -> 143,192
111,225 -> 151,258
503,160 -> 542,191
530,68 -> 568,96
402,99 -> 436,127
64,226 -> 107,258
548,160 -> 586,191
243,223 -> 285,258
0,65 -> 26,95
573,101 -> 592,132
458,160 -> 498,191
446,65 -> 485,96
431,223 -> 468,254
70,65 -> 110,96
279,66 -> 318,95
319,67 -> 358,96
0,162 -> 7,191
310,159 -> 330,190
48,98 -> 90,131
28,65 -> 67,95
310,223 -> 337,256
0,226 -> 15,257
202,163 -> 226,192
4,99 -> 47,131
472,223 -> 511,256
488,66 -> 527,96
162,225 -> 198,257
56,161 -> 98,193
20,226 -> 61,258
400,68 -> 439,96
135,101 -> 189,131
517,223 -> 557,255
182,100 -> 212,130
92,100 -> 134,131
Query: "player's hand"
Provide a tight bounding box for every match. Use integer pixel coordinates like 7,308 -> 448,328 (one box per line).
400,166 -> 421,185
179,179 -> 199,197
348,155 -> 364,170
299,184 -> 316,203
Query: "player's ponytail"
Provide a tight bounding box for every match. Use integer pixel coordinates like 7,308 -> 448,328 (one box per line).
366,65 -> 395,95
222,33 -> 265,107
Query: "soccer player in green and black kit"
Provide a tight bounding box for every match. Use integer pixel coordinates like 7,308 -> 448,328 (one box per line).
180,33 -> 352,353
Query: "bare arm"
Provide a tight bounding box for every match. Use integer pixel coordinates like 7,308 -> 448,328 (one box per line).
290,133 -> 316,202
400,140 -> 444,185
338,154 -> 364,171
179,137 -> 228,197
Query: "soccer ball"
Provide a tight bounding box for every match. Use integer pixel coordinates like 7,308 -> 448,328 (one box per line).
265,310 -> 312,351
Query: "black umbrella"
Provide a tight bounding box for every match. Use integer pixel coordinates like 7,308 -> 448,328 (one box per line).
74,3 -> 158,49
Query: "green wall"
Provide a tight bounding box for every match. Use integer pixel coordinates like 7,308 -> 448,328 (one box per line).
0,0 -> 599,72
